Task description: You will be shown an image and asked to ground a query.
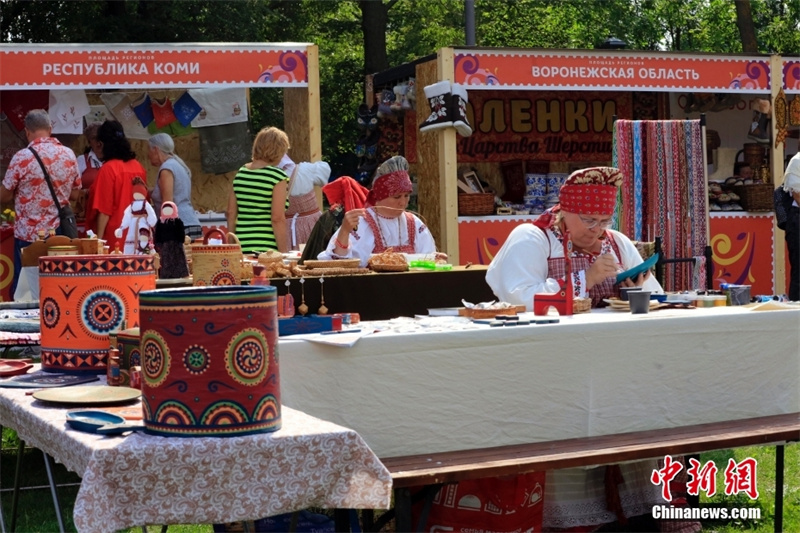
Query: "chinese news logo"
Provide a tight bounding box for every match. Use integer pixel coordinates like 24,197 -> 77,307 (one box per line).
651,455 -> 759,501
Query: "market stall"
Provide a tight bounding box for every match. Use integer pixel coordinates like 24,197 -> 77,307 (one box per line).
369,48 -> 797,295
0,42 -> 322,301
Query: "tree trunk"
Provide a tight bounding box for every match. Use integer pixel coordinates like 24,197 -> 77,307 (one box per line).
359,0 -> 391,75
735,0 -> 759,53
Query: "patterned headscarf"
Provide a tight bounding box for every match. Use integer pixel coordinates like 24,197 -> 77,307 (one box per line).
366,170 -> 413,206
160,201 -> 178,223
558,167 -> 624,215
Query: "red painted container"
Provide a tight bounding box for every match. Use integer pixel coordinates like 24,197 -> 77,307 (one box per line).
138,285 -> 280,437
39,254 -> 156,374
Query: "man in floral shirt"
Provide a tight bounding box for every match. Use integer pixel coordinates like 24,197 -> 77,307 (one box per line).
1,109 -> 81,297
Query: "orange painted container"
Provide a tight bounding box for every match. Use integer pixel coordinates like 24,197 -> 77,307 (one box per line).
39,255 -> 156,374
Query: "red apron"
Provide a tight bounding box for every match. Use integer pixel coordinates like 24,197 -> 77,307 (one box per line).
364,209 -> 416,253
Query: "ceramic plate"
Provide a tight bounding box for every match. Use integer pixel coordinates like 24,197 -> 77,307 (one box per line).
427,307 -> 463,316
66,410 -> 126,433
33,386 -> 141,406
0,360 -> 34,377
616,253 -> 659,284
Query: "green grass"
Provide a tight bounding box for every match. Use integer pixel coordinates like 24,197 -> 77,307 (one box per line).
1,423 -> 796,532
699,444 -> 800,532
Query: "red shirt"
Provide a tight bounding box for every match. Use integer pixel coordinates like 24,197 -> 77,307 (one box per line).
89,158 -> 147,250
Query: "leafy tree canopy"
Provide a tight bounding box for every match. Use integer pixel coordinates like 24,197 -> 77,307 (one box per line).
2,0 -> 799,174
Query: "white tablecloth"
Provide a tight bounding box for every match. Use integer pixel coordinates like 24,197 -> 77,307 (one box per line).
279,305 -> 800,458
0,383 -> 392,533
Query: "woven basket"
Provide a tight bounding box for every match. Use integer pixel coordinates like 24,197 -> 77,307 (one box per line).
730,184 -> 773,212
191,228 -> 243,286
573,298 -> 591,314
458,192 -> 495,216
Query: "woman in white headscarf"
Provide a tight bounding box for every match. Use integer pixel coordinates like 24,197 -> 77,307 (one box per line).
782,153 -> 800,300
148,133 -> 202,240
278,154 -> 331,251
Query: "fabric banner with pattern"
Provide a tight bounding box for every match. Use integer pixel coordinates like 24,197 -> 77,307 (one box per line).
613,119 -> 708,291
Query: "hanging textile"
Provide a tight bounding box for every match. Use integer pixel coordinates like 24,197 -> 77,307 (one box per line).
188,88 -> 248,127
132,93 -> 155,127
151,96 -> 177,129
49,89 -> 90,134
99,92 -> 151,140
197,121 -> 251,174
613,119 -> 708,292
173,91 -> 202,127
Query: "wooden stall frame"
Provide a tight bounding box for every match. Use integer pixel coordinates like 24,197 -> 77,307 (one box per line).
398,47 -> 788,293
0,43 -> 322,298
0,41 -> 322,180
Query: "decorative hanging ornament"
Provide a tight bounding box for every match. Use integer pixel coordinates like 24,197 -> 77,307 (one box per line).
298,277 -> 308,316
318,276 -> 328,315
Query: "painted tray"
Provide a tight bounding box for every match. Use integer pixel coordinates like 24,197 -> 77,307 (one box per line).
302,259 -> 361,269
33,386 -> 141,406
0,360 -> 34,377
66,410 -> 126,433
0,372 -> 100,389
616,253 -> 659,284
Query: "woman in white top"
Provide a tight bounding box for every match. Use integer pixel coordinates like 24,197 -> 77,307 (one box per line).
318,155 -> 438,267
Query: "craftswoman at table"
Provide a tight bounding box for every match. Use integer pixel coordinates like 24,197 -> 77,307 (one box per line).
317,155 -> 442,267
485,167 -> 687,531
486,166 -> 663,310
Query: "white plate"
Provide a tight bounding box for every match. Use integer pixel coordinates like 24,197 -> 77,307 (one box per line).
428,307 -> 463,316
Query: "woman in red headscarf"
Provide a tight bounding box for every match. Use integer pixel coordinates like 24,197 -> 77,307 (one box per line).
487,170 -> 684,532
318,155 -> 442,267
487,166 -> 662,310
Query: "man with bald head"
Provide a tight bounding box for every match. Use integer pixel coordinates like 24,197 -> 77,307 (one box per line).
1,109 -> 81,297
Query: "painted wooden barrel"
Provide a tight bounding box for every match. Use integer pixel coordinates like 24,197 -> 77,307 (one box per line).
39,254 -> 156,374
139,285 -> 280,437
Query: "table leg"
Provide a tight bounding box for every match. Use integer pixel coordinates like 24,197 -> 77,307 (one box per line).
775,444 -> 785,533
361,509 -> 374,531
394,488 -> 412,532
0,425 -> 5,533
43,452 -> 66,533
9,439 -> 23,532
333,508 -> 350,531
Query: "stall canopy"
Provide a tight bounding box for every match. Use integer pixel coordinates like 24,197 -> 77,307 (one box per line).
0,42 -> 313,89
451,49 -> 771,93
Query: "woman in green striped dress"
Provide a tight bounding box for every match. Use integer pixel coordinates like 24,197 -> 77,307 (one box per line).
226,127 -> 290,253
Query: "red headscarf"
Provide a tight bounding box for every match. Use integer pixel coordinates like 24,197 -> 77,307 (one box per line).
557,166 -> 623,215
533,167 -> 623,230
322,176 -> 369,212
366,170 -> 413,206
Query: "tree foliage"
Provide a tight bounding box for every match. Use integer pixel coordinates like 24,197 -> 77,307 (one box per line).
2,0 -> 799,174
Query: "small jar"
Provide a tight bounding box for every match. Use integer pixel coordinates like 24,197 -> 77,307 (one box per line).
106,348 -> 121,386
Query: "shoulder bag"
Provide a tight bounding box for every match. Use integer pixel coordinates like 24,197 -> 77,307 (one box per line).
28,147 -> 79,238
